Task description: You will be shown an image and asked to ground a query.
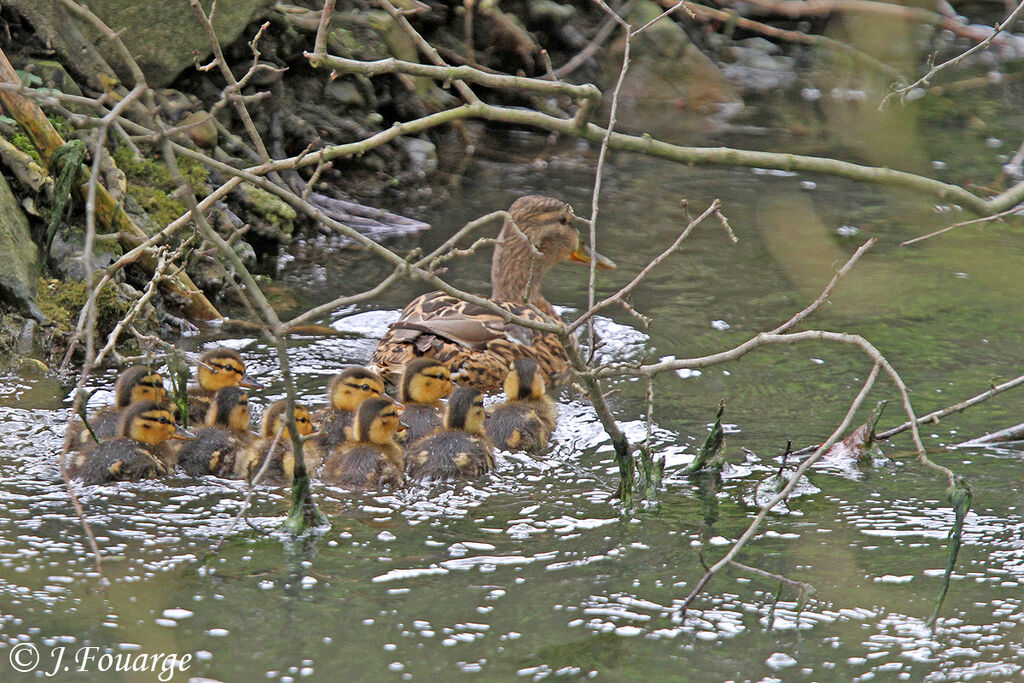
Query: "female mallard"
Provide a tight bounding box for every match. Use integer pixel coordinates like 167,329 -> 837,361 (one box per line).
321,397 -> 404,489
67,401 -> 193,485
179,348 -> 262,427
306,367 -> 386,465
63,365 -> 167,454
397,358 -> 453,445
235,399 -> 316,485
485,358 -> 557,454
370,195 -> 614,392
177,386 -> 253,477
404,387 -> 494,483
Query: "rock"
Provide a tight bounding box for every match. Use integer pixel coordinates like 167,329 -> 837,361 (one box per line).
0,171 -> 42,319
20,60 -> 82,96
527,1 -> 577,24
73,0 -> 275,88
180,111 -> 218,149
397,137 -> 438,175
325,78 -> 366,107
601,1 -> 741,135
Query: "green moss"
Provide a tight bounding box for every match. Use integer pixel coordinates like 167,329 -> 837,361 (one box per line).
112,146 -> 210,229
37,277 -> 130,336
245,185 -> 296,227
10,132 -> 40,163
126,185 -> 188,230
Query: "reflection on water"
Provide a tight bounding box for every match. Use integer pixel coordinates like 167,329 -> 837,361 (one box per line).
4,69 -> 1024,681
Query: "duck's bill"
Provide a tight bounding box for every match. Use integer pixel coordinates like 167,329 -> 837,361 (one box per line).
172,425 -> 196,440
239,375 -> 265,390
569,243 -> 617,269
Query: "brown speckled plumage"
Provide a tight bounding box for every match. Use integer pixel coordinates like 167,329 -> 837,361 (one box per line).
370,196 -> 613,392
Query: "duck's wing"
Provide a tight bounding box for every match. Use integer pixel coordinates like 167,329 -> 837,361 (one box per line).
370,292 -> 568,391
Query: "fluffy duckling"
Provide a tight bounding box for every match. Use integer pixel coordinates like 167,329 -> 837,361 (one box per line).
321,397 -> 404,489
235,399 -> 316,485
180,348 -> 262,427
398,358 -> 453,445
177,386 -> 253,478
485,358 -> 557,454
67,401 -> 193,485
63,365 -> 167,454
404,387 -> 494,483
307,367 -> 386,465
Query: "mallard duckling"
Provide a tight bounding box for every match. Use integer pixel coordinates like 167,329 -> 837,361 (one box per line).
485,358 -> 557,453
397,358 -> 453,445
321,397 -> 404,489
235,399 -> 315,485
306,367 -> 386,465
404,387 -> 494,483
179,348 -> 262,427
63,365 -> 167,454
370,195 -> 615,391
177,386 -> 253,477
67,401 -> 193,485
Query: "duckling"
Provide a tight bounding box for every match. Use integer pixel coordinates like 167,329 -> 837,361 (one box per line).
404,387 -> 494,483
177,386 -> 253,477
67,401 -> 193,485
485,358 -> 557,454
306,367 -> 386,465
370,195 -> 616,391
235,399 -> 316,485
321,397 -> 404,489
178,348 -> 262,428
397,358 -> 453,445
63,365 -> 167,454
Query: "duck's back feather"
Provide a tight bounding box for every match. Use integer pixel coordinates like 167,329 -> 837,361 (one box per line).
371,292 -> 569,392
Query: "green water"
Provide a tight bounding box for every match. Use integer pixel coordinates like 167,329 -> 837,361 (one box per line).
4,65 -> 1024,682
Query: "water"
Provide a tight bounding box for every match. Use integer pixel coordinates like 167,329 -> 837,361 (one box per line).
4,64 -> 1024,682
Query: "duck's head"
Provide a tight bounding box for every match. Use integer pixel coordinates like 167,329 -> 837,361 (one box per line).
327,367 -> 385,412
197,348 -> 263,393
117,401 -> 194,444
444,387 -> 486,435
492,195 -> 616,306
260,400 -> 315,439
205,386 -> 251,431
352,397 -> 401,445
503,358 -> 547,401
400,358 -> 453,405
115,366 -> 167,407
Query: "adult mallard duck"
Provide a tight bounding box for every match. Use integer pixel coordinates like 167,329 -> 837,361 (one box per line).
397,358 -> 453,445
306,366 -> 386,466
370,195 -> 615,392
67,401 -> 193,485
235,399 -> 316,485
179,348 -> 262,428
63,365 -> 167,454
404,387 -> 494,483
177,386 -> 253,477
485,358 -> 557,454
321,397 -> 404,489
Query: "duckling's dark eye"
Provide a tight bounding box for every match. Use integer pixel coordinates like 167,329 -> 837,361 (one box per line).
361,384 -> 371,392
559,214 -> 569,225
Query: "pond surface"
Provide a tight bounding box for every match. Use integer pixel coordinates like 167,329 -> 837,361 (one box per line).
4,46 -> 1024,682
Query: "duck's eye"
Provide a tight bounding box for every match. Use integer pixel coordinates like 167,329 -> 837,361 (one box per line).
559,214 -> 569,225
361,384 -> 371,392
